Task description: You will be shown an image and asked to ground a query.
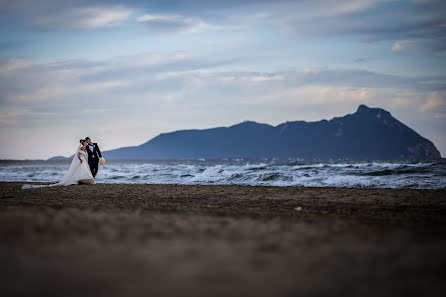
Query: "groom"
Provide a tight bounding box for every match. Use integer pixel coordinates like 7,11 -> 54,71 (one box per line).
85,137 -> 102,178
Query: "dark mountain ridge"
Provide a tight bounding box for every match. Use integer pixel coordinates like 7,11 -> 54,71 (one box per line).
52,105 -> 442,161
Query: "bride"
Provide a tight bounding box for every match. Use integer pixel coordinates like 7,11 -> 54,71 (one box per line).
22,139 -> 95,189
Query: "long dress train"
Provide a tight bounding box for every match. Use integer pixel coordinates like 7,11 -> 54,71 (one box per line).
21,145 -> 95,189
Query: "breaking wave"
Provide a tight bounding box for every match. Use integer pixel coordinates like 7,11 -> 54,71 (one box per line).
1,158 -> 445,189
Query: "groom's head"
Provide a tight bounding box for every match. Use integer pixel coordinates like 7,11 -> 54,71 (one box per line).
86,137 -> 91,145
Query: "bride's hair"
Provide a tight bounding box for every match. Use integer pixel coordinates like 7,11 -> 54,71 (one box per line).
80,139 -> 85,144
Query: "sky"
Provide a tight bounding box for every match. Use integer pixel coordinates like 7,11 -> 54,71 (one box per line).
0,0 -> 445,159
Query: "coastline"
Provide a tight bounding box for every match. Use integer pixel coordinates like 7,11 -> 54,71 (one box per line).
1,182 -> 445,296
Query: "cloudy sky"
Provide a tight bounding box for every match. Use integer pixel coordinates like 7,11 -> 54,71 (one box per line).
0,0 -> 445,159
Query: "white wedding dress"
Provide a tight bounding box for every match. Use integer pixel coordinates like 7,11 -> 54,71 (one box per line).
22,145 -> 95,189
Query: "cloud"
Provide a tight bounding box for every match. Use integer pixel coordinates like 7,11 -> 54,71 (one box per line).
0,58 -> 30,72
420,91 -> 445,111
35,5 -> 134,29
1,1 -> 445,158
1,0 -> 445,54
219,0 -> 446,53
0,2 -> 135,30
353,57 -> 376,63
0,112 -> 22,125
1,51 -> 445,158
1,53 -> 444,111
251,85 -> 373,107
140,0 -> 382,17
392,41 -> 406,51
137,14 -> 213,34
392,37 -> 446,53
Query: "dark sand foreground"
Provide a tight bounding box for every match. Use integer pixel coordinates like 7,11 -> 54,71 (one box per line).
1,182 -> 445,297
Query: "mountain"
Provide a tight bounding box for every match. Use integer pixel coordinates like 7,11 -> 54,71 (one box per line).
53,105 -> 441,161
48,156 -> 70,161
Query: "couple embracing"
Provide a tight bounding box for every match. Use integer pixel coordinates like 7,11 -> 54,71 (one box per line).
75,137 -> 104,184
22,137 -> 105,189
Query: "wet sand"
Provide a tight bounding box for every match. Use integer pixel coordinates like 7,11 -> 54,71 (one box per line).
1,182 -> 445,296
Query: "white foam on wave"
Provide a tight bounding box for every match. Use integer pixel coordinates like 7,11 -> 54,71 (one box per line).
1,160 -> 444,189
292,163 -> 325,169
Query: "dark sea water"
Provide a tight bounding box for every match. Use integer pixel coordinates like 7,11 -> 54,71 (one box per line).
1,158 -> 445,189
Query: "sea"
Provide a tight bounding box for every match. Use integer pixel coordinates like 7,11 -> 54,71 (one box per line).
1,158 -> 445,189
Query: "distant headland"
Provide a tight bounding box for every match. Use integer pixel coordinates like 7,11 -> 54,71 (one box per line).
50,105 -> 441,161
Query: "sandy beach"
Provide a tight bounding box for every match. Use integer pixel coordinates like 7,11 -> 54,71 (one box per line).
1,182 -> 445,296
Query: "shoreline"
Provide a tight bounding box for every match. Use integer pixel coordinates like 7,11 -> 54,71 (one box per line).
7,179 -> 446,191
1,182 -> 445,296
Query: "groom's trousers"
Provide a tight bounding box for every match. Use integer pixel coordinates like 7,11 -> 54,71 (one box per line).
89,161 -> 99,178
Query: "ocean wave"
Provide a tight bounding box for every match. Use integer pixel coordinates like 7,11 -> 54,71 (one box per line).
1,159 -> 445,189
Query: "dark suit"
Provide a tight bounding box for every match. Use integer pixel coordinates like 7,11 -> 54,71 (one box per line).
86,142 -> 102,178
